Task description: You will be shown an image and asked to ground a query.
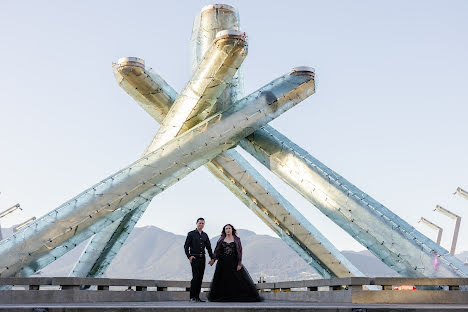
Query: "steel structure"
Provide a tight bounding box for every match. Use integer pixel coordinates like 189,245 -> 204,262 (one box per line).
104,5 -> 468,278
0,4 -> 466,280
71,4 -> 361,279
434,205 -> 461,255
145,29 -> 248,153
104,62 -> 359,278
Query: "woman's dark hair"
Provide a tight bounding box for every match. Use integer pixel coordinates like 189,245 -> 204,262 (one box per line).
221,224 -> 237,236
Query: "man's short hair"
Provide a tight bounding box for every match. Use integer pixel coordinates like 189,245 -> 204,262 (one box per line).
196,217 -> 205,223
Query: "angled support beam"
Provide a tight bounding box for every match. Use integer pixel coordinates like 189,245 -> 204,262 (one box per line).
146,29 -> 247,152
207,149 -> 361,277
0,69 -> 314,278
72,204 -> 149,277
239,126 -> 467,277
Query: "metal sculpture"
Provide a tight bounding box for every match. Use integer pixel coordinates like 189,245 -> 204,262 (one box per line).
70,4 -> 360,279
0,4 -> 466,280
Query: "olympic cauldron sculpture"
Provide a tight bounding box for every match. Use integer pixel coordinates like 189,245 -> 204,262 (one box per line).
0,4 -> 466,279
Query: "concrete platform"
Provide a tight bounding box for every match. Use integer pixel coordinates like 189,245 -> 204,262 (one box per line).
1,301 -> 468,312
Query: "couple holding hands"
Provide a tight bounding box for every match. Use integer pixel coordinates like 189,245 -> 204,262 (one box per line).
184,218 -> 262,302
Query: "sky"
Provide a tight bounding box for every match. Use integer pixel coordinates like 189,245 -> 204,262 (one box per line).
0,0 -> 467,253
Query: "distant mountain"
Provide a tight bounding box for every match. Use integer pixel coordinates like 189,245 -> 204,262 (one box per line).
1,226 -> 467,282
98,227 -> 321,282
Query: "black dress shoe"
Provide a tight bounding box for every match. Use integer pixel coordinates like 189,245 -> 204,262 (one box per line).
189,298 -> 197,303
196,298 -> 206,302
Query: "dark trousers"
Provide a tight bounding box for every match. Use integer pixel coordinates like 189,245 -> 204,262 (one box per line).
190,256 -> 205,299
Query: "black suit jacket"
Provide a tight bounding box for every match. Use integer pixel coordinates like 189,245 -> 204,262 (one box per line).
184,229 -> 214,259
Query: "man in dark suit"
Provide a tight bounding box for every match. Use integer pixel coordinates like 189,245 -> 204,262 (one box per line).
184,217 -> 214,302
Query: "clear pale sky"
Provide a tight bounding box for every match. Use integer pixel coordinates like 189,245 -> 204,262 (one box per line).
0,1 -> 467,253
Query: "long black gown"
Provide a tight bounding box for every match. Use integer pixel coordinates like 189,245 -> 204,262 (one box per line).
208,241 -> 262,302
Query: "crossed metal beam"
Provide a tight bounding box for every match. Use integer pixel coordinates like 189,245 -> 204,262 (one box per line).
70,5 -> 360,279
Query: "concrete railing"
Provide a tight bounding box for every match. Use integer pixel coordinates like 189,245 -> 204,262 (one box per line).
0,277 -> 467,304
0,277 -> 210,304
257,277 -> 468,304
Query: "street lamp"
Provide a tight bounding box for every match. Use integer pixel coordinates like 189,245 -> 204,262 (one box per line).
0,204 -> 21,219
13,217 -> 36,233
0,204 -> 22,241
455,187 -> 468,201
418,217 -> 443,245
434,205 -> 461,255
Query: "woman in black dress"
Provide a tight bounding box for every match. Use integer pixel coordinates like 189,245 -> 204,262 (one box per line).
208,224 -> 262,302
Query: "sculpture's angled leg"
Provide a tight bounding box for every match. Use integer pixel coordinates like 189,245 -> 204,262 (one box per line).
206,149 -> 362,277
0,69 -> 314,277
239,126 -> 468,277
147,30 -> 247,152
70,205 -> 146,278
113,58 -> 177,124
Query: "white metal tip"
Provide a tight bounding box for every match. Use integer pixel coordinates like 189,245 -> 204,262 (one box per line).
201,4 -> 236,13
290,66 -> 315,77
291,66 -> 315,73
215,30 -> 246,40
117,57 -> 145,68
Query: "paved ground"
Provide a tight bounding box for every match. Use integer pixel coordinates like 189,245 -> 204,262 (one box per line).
1,301 -> 468,312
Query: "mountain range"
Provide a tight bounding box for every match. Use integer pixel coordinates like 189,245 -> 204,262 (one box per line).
1,226 -> 467,282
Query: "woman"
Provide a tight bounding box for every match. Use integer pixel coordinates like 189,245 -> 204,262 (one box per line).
208,224 -> 262,302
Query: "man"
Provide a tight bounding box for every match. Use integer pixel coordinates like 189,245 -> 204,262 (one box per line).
184,217 -> 215,302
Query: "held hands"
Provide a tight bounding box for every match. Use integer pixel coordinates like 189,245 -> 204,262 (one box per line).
237,265 -> 242,271
209,259 -> 215,266
189,256 -> 195,263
